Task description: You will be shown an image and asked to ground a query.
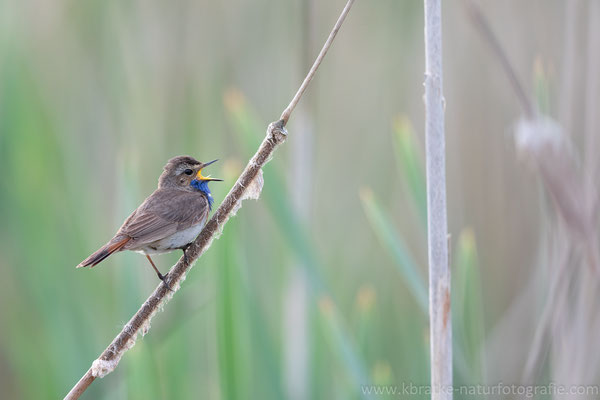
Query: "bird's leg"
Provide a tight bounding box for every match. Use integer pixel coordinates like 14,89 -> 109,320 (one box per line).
145,254 -> 166,279
145,255 -> 173,291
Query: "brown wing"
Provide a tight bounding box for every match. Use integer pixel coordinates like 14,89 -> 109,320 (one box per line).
118,189 -> 210,249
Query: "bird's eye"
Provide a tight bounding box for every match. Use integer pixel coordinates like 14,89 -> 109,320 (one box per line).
184,169 -> 193,176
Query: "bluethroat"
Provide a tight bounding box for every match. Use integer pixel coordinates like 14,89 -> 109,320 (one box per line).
77,156 -> 222,286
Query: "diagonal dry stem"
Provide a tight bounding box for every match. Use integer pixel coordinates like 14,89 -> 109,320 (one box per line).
64,1 -> 355,398
279,0 -> 355,125
463,0 -> 535,118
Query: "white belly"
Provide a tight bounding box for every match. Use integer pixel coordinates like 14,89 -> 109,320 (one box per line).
140,222 -> 205,254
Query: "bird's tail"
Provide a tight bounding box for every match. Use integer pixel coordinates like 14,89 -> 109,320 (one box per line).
77,237 -> 130,268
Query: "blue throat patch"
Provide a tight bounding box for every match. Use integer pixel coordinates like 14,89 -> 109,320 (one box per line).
190,179 -> 214,210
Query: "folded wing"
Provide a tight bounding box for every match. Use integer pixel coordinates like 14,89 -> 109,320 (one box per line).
119,189 -> 209,249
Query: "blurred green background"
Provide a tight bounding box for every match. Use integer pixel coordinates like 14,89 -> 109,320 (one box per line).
0,0 -> 592,399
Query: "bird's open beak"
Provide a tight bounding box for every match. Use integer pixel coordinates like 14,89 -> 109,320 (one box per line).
197,159 -> 223,181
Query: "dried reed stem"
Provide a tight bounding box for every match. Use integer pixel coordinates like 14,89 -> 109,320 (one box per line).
558,0 -> 578,134
279,0 -> 355,125
64,1 -> 355,398
465,0 -> 600,383
584,0 -> 600,214
464,0 -> 535,118
424,0 -> 452,399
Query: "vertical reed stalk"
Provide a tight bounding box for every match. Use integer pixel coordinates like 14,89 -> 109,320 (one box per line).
423,0 -> 452,398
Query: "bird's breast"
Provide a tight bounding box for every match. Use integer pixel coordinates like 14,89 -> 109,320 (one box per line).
142,220 -> 206,254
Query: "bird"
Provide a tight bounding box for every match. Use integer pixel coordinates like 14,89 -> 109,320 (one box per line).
77,155 -> 222,287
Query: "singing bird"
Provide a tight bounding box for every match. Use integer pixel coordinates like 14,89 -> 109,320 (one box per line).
77,156 -> 222,286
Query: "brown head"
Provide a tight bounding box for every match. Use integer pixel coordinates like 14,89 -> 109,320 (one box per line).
158,155 -> 223,189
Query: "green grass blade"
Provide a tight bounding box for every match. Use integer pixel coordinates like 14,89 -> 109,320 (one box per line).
533,57 -> 550,115
318,296 -> 374,399
392,116 -> 427,227
453,228 -> 486,382
359,188 -> 428,313
224,89 -> 373,393
217,219 -> 242,400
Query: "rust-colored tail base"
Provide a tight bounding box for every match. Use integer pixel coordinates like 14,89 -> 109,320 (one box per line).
77,237 -> 130,268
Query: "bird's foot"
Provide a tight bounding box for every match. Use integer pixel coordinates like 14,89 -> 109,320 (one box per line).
182,245 -> 192,264
157,272 -> 174,292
